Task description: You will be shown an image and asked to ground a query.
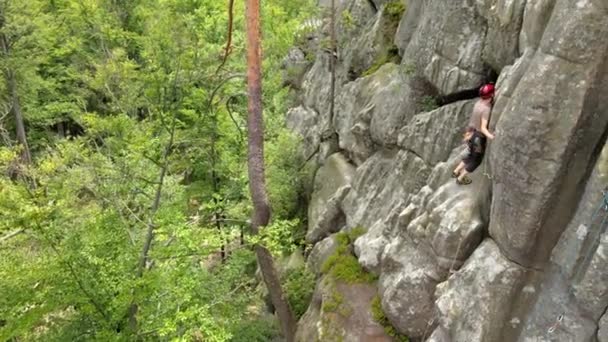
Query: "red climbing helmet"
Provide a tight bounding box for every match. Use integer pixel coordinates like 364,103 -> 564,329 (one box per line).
479,83 -> 495,99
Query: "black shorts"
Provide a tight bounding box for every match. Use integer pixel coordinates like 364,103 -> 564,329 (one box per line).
463,131 -> 486,173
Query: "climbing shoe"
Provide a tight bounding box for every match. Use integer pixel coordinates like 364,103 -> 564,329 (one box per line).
456,177 -> 472,185
451,171 -> 460,178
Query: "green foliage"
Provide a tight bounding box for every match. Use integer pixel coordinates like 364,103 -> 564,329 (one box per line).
420,95 -> 440,112
321,228 -> 376,284
282,266 -> 315,318
341,10 -> 355,30
321,287 -> 344,314
230,318 -> 280,342
362,45 -> 401,77
371,295 -> 410,342
0,0 -> 317,340
385,1 -> 407,23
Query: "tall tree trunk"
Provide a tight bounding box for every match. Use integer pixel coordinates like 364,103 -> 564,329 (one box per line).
0,14 -> 31,165
245,0 -> 297,340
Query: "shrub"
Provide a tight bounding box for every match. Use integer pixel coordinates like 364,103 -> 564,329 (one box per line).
230,318 -> 280,342
282,266 -> 316,318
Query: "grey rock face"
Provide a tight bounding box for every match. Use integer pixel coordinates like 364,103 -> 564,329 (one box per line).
599,313 -> 608,342
400,0 -> 487,93
572,232 -> 608,321
435,239 -> 527,342
286,106 -> 321,159
379,235 -> 442,338
518,0 -> 556,52
334,64 -> 430,164
345,149 -> 431,271
342,4 -> 401,80
476,0 -> 527,71
307,185 -> 351,243
307,235 -> 339,276
290,0 -> 608,340
513,143 -> 608,341
489,0 -> 608,268
301,53 -> 341,132
281,47 -> 312,90
394,0 -> 424,54
398,100 -> 474,165
307,153 -> 356,243
295,277 -> 393,342
516,268 -> 598,342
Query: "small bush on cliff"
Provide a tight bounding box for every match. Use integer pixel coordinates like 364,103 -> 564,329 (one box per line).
341,10 -> 356,30
385,1 -> 406,23
282,266 -> 315,318
420,95 -> 440,112
371,295 -> 410,342
362,45 -> 401,77
321,227 -> 376,283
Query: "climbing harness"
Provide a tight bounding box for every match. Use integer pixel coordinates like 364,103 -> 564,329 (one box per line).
546,188 -> 608,335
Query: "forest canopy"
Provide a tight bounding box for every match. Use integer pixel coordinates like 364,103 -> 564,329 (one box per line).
0,0 -> 317,340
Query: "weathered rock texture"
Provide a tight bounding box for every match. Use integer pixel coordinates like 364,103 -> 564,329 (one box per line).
289,0 -> 608,340
295,278 -> 393,342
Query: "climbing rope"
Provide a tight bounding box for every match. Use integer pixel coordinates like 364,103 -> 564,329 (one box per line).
546,188 -> 608,335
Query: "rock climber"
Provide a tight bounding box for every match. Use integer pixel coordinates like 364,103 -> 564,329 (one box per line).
452,83 -> 496,185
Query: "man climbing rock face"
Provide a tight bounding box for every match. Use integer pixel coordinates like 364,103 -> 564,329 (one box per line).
452,83 -> 496,185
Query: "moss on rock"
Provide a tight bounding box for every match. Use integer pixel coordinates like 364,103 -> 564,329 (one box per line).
371,294 -> 410,342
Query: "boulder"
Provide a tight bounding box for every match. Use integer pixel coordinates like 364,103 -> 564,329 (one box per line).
551,140 -> 608,279
307,235 -> 339,276
307,185 -> 351,243
488,0 -> 608,268
434,239 -> 527,342
307,153 -> 356,243
379,235 -> 442,338
346,149 -> 431,271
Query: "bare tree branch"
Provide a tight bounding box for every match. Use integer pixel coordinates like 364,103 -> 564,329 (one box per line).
226,92 -> 246,145
0,228 -> 24,244
215,0 -> 236,75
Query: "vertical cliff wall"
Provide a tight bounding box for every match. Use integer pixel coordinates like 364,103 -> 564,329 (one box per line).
284,0 -> 608,341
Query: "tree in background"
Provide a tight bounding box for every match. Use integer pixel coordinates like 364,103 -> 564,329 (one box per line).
0,0 -> 316,340
245,0 -> 297,340
0,1 -> 33,166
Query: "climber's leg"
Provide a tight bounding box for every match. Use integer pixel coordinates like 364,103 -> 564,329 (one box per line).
453,161 -> 466,178
458,150 -> 483,185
